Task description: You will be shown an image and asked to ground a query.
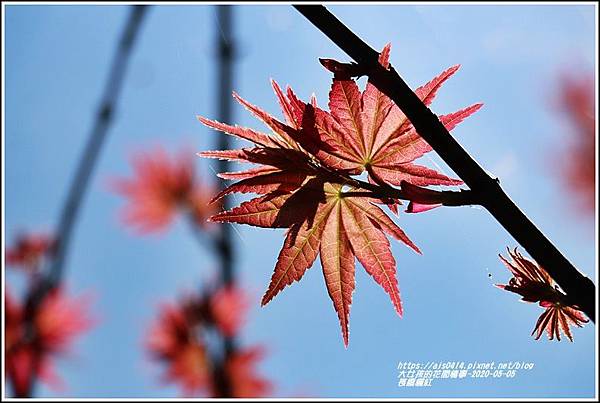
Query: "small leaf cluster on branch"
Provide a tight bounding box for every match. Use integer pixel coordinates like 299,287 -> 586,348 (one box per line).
146,286 -> 271,397
5,233 -> 94,396
113,146 -> 273,397
5,233 -> 55,274
496,248 -> 588,342
111,147 -> 218,234
198,44 -> 482,346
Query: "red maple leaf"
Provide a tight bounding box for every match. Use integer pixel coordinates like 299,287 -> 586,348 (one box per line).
317,44 -> 482,186
496,248 -> 588,341
112,146 -> 218,234
5,287 -> 94,396
198,44 -> 480,346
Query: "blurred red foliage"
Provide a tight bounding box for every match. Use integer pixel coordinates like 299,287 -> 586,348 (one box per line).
5,233 -> 54,273
225,346 -> 272,398
146,300 -> 212,395
112,147 -> 218,234
209,286 -> 249,338
5,288 -> 94,396
146,287 -> 270,397
555,72 -> 595,215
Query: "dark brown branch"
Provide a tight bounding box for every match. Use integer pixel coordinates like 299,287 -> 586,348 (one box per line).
293,5 -> 595,321
212,4 -> 236,397
16,6 -> 149,397
48,5 -> 148,292
215,6 -> 235,289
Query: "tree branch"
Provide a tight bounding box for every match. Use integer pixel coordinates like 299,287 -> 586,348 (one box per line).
212,5 -> 237,397
293,5 -> 595,321
16,6 -> 149,397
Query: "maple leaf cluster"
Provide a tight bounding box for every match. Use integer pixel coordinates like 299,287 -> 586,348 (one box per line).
112,147 -> 219,234
5,232 -> 95,396
496,248 -> 588,341
5,287 -> 94,396
198,44 -> 481,346
112,145 -> 274,396
146,286 -> 272,397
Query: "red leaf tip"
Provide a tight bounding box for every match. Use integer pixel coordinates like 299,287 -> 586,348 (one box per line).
406,202 -> 442,214
259,293 -> 271,307
269,77 -> 281,91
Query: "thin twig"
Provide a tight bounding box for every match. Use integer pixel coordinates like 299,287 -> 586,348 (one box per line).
16,6 -> 149,397
293,5 -> 596,321
211,4 -> 236,397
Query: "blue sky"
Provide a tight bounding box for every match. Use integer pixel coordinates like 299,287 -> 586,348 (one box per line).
3,3 -> 597,398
